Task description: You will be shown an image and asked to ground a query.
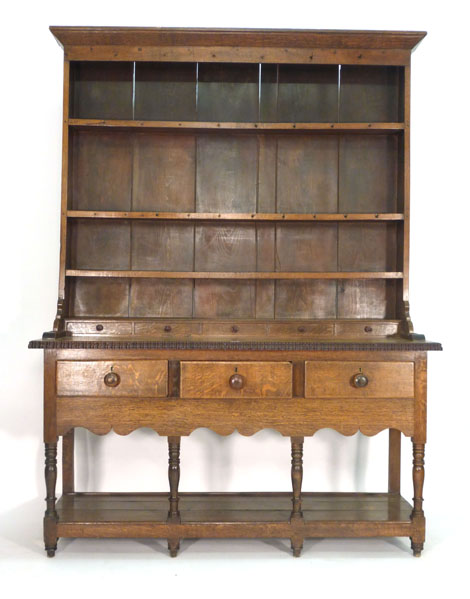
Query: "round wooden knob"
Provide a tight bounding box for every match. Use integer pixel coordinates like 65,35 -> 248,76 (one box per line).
96,324 -> 104,331
104,371 -> 120,387
352,373 -> 368,388
164,325 -> 172,332
229,373 -> 244,390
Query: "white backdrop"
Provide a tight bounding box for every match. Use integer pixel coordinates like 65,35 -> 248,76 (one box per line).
0,0 -> 468,596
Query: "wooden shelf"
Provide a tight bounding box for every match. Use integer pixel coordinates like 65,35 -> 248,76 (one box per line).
66,270 -> 403,280
69,118 -> 405,132
55,492 -> 413,539
67,210 -> 405,222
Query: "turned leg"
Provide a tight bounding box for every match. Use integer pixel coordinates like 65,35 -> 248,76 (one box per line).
410,441 -> 425,557
44,442 -> 58,557
167,436 -> 181,557
62,429 -> 75,494
290,437 -> 304,557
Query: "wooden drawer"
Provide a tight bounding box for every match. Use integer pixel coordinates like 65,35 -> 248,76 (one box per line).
180,361 -> 293,399
305,361 -> 414,399
57,360 -> 168,397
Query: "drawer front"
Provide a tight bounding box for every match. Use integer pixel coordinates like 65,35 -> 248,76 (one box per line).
305,361 -> 414,399
180,361 -> 293,399
57,360 -> 168,397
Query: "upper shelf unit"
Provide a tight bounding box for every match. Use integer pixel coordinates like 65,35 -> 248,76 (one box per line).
70,62 -> 404,123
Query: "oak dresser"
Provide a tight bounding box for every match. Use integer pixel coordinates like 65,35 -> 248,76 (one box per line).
29,26 -> 442,558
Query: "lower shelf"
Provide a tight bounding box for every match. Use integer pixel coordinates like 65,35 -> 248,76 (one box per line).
56,492 -> 413,539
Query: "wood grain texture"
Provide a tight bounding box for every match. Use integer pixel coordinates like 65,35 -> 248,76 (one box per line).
277,136 -> 338,213
57,360 -> 168,397
339,135 -> 398,213
68,119 -> 405,132
132,133 -> 195,212
134,62 -> 197,121
51,27 -> 426,51
196,135 -> 257,213
180,361 -> 293,398
305,360 -> 414,398
129,280 -> 193,317
71,130 -> 132,211
56,396 -> 415,437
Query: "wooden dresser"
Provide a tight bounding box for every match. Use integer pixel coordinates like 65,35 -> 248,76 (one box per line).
29,27 -> 442,558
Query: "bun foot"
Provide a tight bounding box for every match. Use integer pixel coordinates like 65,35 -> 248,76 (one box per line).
291,539 -> 303,557
411,540 -> 423,557
168,539 -> 180,557
46,547 -> 57,558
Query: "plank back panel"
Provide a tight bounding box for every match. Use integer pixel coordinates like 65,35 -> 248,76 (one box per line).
132,133 -> 196,211
196,135 -> 258,213
71,130 -> 132,211
134,62 -> 197,121
197,63 -> 259,122
277,136 -> 338,213
70,61 -> 133,119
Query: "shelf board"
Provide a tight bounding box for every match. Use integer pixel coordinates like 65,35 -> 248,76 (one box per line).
66,270 -> 403,280
67,210 -> 404,222
55,492 -> 413,539
68,118 -> 405,132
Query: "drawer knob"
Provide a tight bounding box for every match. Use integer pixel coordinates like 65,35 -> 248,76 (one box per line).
104,371 -> 121,388
352,373 -> 369,388
229,373 -> 244,390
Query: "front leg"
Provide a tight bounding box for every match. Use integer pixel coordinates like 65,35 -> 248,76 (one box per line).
44,442 -> 58,557
410,441 -> 425,556
290,437 -> 304,557
167,436 -> 181,557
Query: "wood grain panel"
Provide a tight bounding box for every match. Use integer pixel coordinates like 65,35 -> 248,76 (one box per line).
277,136 -> 338,213
56,396 -> 415,438
134,62 -> 197,121
276,223 -> 337,271
338,222 -> 397,272
134,321 -> 201,336
69,220 -> 130,270
195,223 -> 256,272
335,321 -> 399,338
340,66 -> 401,122
66,321 -> 133,336
277,64 -> 338,122
338,280 -> 396,318
57,360 -> 168,397
196,135 -> 258,213
269,322 -> 334,337
72,130 -> 132,210
132,133 -> 195,211
305,360 -> 414,399
194,280 -> 256,318
339,135 -> 397,213
129,279 -> 193,317
257,135 -> 277,212
255,280 -> 275,319
132,222 -> 194,271
69,278 -> 129,317
275,280 -> 337,319
180,361 -> 292,398
71,61 -> 133,119
197,63 -> 259,122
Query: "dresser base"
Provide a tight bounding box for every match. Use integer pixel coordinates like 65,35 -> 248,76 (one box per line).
51,491 -> 420,556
